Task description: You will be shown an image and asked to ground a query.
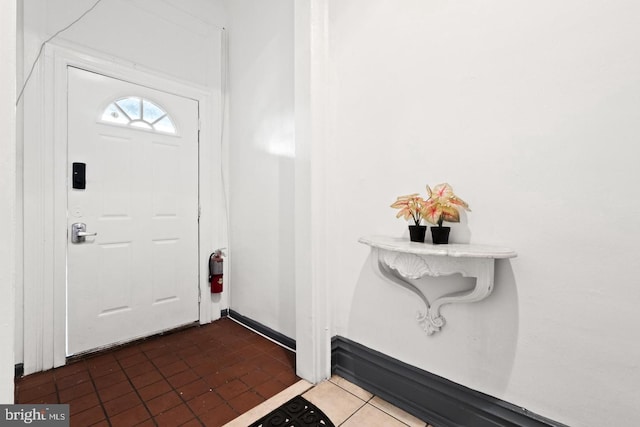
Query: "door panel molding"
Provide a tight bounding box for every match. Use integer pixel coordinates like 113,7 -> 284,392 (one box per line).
22,42 -> 223,374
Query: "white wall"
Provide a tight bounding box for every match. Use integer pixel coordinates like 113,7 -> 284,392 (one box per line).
0,0 -> 17,403
18,0 -> 227,368
225,0 -> 296,339
324,1 -> 640,426
24,0 -> 224,87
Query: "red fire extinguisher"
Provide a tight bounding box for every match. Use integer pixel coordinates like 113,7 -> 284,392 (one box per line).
209,249 -> 225,294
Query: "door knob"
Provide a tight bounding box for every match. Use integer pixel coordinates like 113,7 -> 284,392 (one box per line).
71,223 -> 97,243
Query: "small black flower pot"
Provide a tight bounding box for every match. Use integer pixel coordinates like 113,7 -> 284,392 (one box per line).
408,225 -> 427,243
430,226 -> 451,244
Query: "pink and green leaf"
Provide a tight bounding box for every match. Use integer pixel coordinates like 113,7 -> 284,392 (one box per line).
449,195 -> 470,211
432,183 -> 454,199
440,205 -> 460,223
421,201 -> 442,225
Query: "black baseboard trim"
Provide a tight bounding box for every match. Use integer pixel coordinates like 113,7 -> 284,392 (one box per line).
331,336 -> 566,427
220,308 -> 229,318
228,309 -> 296,351
14,363 -> 24,378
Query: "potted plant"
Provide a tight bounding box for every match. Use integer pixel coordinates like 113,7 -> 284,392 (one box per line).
391,193 -> 428,242
422,183 -> 470,244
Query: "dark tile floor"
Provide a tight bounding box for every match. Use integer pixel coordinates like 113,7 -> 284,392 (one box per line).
15,318 -> 299,426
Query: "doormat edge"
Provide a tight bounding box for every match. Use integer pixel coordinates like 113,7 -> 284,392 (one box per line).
248,394 -> 335,427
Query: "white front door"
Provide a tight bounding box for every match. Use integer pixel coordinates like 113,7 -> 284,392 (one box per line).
67,67 -> 199,356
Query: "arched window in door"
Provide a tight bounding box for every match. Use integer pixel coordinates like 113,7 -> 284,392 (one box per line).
100,96 -> 177,134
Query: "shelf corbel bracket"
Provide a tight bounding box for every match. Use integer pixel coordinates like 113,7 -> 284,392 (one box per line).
361,236 -> 516,335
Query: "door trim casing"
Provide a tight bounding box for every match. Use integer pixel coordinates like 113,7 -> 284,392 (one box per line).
22,42 -> 223,373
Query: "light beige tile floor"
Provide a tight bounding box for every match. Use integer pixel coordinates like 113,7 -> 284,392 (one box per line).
225,374 -> 433,427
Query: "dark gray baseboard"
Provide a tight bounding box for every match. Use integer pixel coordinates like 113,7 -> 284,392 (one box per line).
227,309 -> 296,350
331,336 -> 567,427
15,363 -> 23,378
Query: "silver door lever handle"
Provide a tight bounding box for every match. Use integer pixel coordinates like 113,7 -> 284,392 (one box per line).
71,223 -> 97,243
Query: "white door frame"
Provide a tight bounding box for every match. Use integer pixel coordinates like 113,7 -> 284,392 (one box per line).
1,0 -> 17,402
22,42 -> 223,374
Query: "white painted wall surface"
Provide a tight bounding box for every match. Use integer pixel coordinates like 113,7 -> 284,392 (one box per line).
24,0 -> 224,87
18,0 -> 227,368
224,0 -> 296,339
323,1 -> 640,426
0,0 -> 17,403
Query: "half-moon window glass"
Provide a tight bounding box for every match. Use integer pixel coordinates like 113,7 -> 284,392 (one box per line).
100,96 -> 176,134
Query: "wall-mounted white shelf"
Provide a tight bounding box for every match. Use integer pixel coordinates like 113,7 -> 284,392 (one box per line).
359,235 -> 517,335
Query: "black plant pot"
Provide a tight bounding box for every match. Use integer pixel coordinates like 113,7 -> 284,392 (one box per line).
430,226 -> 451,244
408,225 -> 427,243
